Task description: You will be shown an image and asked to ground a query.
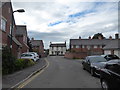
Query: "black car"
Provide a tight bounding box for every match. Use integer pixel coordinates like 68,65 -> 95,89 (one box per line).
100,60 -> 120,90
101,54 -> 119,61
82,56 -> 107,76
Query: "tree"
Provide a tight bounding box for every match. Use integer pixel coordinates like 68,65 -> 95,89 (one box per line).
92,33 -> 105,39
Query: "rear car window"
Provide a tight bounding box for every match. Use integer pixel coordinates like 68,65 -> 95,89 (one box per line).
21,54 -> 32,57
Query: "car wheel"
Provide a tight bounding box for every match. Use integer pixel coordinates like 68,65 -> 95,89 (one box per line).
82,66 -> 86,70
90,68 -> 95,76
101,80 -> 109,90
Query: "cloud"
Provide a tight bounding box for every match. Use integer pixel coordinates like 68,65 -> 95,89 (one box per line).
11,1 -> 118,48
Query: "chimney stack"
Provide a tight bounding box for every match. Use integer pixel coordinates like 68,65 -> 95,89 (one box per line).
31,37 -> 34,41
115,33 -> 119,39
109,36 -> 112,40
79,36 -> 81,39
89,36 -> 91,39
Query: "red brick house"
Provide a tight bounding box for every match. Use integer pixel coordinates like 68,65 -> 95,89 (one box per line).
30,38 -> 44,57
15,25 -> 29,53
65,34 -> 120,59
1,2 -> 22,58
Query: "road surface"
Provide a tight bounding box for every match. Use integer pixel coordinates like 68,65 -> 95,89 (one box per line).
22,56 -> 101,88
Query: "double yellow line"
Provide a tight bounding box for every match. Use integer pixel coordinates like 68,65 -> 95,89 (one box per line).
14,59 -> 49,89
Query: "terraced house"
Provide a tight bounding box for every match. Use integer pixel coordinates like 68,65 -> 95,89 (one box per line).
15,25 -> 29,54
65,33 -> 120,59
30,38 -> 44,57
0,2 -> 22,58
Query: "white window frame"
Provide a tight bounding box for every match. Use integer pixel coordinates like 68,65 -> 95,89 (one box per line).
76,45 -> 79,48
94,45 -> 97,48
1,17 -> 7,31
82,45 -> 85,48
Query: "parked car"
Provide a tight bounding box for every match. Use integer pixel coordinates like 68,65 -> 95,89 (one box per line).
22,52 -> 39,61
20,53 -> 37,62
101,54 -> 119,61
27,52 -> 39,60
100,60 -> 120,90
82,56 -> 107,76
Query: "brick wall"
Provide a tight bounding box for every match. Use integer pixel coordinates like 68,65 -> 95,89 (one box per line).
16,36 -> 29,53
64,52 -> 87,59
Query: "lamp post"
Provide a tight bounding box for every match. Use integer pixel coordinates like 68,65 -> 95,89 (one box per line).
10,9 -> 25,54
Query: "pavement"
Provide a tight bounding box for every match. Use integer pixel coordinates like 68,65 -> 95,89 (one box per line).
21,56 -> 101,88
2,57 -> 47,88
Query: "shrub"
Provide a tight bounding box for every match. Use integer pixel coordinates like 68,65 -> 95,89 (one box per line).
2,46 -> 35,75
2,46 -> 17,75
15,59 -> 35,70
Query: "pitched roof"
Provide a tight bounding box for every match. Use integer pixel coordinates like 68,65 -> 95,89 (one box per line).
16,25 -> 27,36
70,39 -> 116,46
31,40 -> 43,47
50,43 -> 66,47
103,40 -> 120,50
8,35 -> 22,46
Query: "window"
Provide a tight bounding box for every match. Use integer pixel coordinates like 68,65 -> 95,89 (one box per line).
1,18 -> 7,31
82,45 -> 85,48
73,45 -> 76,48
94,45 -> 97,48
76,45 -> 79,48
9,24 -> 12,34
87,45 -> 90,49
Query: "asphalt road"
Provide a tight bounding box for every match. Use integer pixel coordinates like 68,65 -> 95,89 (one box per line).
23,56 -> 101,88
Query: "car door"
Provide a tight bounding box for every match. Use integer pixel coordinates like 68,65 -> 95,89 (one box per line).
86,59 -> 91,71
107,64 -> 120,87
84,57 -> 91,71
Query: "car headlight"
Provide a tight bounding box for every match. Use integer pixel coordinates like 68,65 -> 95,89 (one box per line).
94,66 -> 98,68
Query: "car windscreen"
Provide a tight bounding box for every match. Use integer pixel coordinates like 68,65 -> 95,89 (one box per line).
89,57 -> 107,63
108,55 -> 119,59
21,54 -> 32,57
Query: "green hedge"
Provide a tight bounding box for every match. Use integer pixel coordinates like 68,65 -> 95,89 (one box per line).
2,46 -> 35,75
15,59 -> 35,70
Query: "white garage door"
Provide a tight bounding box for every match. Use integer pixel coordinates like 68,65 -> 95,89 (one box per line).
114,50 -> 120,58
104,50 -> 111,55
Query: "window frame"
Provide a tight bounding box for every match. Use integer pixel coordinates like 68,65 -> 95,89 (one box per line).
1,17 -> 7,32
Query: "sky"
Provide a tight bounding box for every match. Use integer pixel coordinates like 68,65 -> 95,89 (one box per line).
11,0 -> 119,49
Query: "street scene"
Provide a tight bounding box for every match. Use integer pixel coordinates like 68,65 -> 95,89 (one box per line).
1,0 -> 120,89
20,56 -> 101,88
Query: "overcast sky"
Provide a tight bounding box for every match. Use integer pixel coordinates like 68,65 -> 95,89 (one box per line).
11,0 -> 119,49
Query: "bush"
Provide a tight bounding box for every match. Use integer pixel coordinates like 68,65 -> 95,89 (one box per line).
15,59 -> 35,70
2,46 -> 35,75
2,46 -> 17,75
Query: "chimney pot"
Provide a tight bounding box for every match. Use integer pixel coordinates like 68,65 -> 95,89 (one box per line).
89,36 -> 91,39
115,33 -> 119,39
79,36 -> 81,39
31,37 -> 34,40
109,36 -> 112,40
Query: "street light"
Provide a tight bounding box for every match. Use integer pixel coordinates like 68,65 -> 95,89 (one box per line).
13,9 -> 25,13
10,9 -> 25,54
